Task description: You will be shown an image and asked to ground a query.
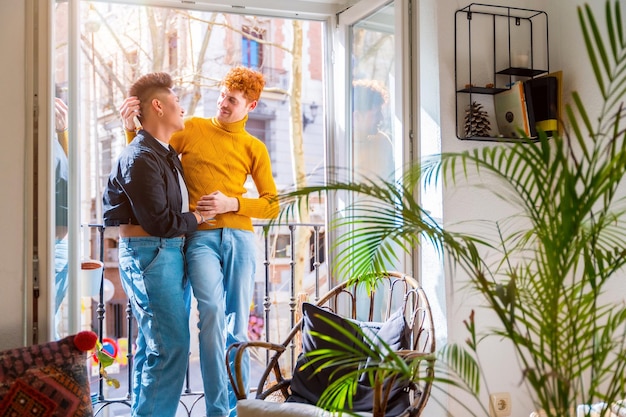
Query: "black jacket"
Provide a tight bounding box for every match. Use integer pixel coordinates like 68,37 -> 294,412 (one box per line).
103,130 -> 197,238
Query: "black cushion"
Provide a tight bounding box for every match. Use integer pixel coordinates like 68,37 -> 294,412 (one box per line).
288,302 -> 413,416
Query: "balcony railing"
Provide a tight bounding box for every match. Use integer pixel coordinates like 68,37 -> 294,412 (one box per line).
88,222 -> 327,417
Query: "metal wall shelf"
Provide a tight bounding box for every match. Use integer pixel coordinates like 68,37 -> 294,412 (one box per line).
454,3 -> 549,141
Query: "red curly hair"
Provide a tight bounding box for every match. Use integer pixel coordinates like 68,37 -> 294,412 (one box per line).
221,66 -> 266,102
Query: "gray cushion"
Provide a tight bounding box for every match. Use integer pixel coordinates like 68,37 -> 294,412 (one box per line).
237,399 -> 373,417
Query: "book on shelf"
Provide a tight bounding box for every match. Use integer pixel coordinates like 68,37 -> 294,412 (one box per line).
494,81 -> 535,138
524,71 -> 562,137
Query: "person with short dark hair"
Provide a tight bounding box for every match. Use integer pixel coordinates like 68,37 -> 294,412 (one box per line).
103,72 -> 211,417
53,98 -> 69,320
352,79 -> 394,181
119,66 -> 279,417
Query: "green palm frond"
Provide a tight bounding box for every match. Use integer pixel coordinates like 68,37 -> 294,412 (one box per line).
277,173 -> 486,287
435,344 -> 481,394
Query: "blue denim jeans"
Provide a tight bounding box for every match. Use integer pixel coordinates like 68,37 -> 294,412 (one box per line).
185,229 -> 256,417
118,237 -> 190,417
54,237 -> 68,312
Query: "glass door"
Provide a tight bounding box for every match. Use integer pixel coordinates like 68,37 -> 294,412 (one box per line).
333,0 -> 415,279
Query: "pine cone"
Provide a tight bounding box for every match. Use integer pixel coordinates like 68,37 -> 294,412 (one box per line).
464,101 -> 491,137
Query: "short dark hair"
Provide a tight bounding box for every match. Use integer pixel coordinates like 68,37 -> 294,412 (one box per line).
129,72 -> 173,121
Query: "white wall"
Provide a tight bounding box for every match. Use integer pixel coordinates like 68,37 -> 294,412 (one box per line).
437,1 -> 626,417
0,0 -> 27,349
1,0 -> 624,416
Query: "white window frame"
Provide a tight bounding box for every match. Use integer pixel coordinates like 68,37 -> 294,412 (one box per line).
31,0 -> 419,340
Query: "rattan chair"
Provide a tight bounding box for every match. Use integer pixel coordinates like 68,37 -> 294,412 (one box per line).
227,271 -> 435,417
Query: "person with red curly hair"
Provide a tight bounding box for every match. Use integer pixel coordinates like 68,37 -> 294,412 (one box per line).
119,66 -> 278,417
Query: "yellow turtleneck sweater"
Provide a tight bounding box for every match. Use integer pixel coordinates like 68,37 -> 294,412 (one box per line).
126,116 -> 278,231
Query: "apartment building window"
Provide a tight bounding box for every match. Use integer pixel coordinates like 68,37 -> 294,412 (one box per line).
168,31 -> 178,72
242,26 -> 263,69
127,50 -> 138,81
309,230 -> 326,272
246,118 -> 267,143
273,234 -> 291,258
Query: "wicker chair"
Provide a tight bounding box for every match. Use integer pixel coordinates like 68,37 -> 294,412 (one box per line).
227,271 -> 435,417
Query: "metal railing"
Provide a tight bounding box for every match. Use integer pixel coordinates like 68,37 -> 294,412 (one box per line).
88,222 -> 327,417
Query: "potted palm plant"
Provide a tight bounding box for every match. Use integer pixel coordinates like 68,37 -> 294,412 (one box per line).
277,2 -> 626,416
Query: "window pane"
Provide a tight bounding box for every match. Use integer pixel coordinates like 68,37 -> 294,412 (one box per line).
52,0 -> 70,338
352,76 -> 394,181
52,0 -> 328,408
349,1 -> 403,273
351,3 -> 397,182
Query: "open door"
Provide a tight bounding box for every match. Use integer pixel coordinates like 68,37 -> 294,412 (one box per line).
332,0 -> 416,277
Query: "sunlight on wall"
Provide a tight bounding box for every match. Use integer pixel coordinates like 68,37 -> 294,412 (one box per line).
419,107 -> 446,347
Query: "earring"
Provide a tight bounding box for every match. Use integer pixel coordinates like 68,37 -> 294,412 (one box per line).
158,111 -> 164,117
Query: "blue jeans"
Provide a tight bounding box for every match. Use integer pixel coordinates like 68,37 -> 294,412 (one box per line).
118,237 -> 191,417
54,238 -> 68,312
185,229 -> 256,417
